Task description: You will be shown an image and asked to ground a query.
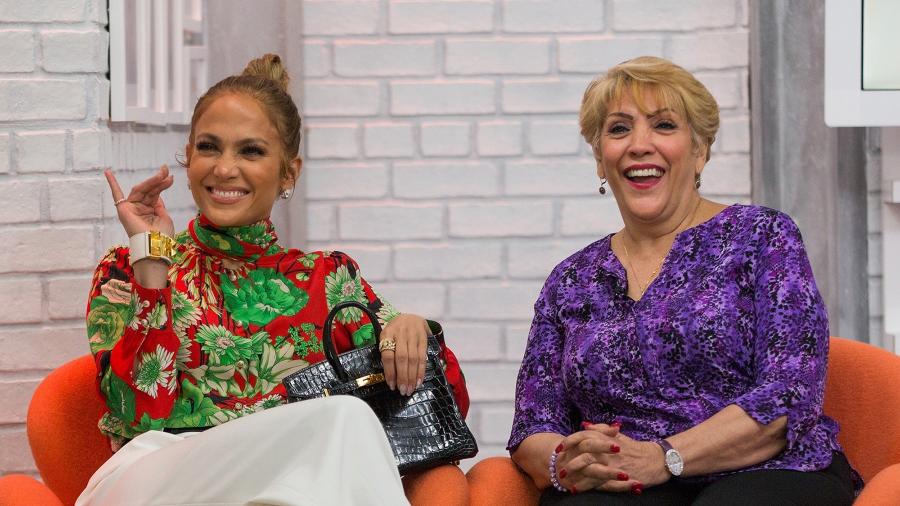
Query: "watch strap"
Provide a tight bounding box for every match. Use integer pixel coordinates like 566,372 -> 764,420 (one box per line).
655,439 -> 684,477
129,231 -> 175,265
656,439 -> 674,453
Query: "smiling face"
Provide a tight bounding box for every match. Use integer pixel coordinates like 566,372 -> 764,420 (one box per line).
597,91 -> 706,226
186,92 -> 300,227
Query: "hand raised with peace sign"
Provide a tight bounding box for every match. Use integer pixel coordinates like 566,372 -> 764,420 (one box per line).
104,165 -> 176,238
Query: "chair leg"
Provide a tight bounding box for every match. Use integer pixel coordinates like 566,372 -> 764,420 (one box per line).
403,465 -> 469,506
466,457 -> 541,506
0,474 -> 64,506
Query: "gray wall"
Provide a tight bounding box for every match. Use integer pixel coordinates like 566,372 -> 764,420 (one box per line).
207,0 -> 306,246
750,0 -> 870,341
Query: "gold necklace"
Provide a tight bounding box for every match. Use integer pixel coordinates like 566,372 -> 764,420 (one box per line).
621,239 -> 664,297
621,198 -> 703,297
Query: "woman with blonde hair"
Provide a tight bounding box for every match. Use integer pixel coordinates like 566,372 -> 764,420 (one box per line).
78,54 -> 468,505
508,56 -> 859,505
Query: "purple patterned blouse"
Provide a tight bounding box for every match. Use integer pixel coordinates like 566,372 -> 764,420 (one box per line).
509,204 -> 858,483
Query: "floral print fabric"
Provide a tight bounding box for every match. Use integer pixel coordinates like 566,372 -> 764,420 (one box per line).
509,205 -> 860,487
87,216 -> 468,445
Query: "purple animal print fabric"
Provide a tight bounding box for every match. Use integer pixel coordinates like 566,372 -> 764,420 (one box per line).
509,204 -> 859,486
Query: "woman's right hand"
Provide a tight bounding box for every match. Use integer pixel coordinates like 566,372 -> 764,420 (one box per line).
104,165 -> 175,238
105,166 -> 175,289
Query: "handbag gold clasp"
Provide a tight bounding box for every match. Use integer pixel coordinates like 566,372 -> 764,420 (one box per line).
356,373 -> 385,388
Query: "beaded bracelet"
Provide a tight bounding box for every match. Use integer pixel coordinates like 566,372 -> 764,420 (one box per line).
548,451 -> 569,493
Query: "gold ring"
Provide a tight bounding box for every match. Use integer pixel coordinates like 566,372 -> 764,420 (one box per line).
113,198 -> 127,206
378,339 -> 396,353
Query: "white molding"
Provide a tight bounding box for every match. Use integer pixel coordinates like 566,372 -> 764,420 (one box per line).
109,0 -> 207,125
825,0 -> 900,126
881,128 -> 900,354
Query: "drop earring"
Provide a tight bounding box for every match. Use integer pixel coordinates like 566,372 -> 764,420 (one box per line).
695,174 -> 702,189
280,188 -> 292,200
598,177 -> 607,195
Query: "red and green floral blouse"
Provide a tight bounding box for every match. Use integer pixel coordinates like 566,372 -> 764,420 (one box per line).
86,215 -> 468,448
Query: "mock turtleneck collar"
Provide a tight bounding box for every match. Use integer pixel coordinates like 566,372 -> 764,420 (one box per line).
188,214 -> 279,262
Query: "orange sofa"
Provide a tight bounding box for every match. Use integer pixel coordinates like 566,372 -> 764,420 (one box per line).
0,355 -> 468,506
466,337 -> 900,506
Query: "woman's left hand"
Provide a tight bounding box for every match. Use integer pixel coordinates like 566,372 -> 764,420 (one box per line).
379,314 -> 430,396
563,425 -> 670,492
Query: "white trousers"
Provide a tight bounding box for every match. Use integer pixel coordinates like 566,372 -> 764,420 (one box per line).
76,396 -> 410,506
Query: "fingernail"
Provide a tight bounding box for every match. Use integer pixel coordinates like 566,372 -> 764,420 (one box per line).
416,379 -> 422,389
580,421 -> 592,429
631,483 -> 643,495
571,485 -> 578,494
387,381 -> 395,390
559,468 -> 567,479
555,443 -> 564,454
617,472 -> 628,481
610,444 -> 620,453
611,420 -> 622,428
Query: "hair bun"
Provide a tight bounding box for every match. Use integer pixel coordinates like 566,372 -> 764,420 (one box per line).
242,53 -> 290,93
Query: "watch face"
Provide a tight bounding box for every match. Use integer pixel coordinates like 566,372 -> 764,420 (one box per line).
665,449 -> 684,476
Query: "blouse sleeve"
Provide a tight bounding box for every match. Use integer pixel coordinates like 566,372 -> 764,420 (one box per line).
323,251 -> 470,417
732,212 -> 830,448
86,247 -> 180,436
508,265 -> 578,452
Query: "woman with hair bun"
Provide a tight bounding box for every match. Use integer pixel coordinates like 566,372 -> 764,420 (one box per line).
78,54 -> 468,506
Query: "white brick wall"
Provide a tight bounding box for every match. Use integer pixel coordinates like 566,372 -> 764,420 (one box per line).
1,0 -> 754,478
298,0 -> 752,468
0,0 -> 192,476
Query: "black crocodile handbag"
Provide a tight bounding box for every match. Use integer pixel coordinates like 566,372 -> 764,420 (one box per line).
282,300 -> 478,475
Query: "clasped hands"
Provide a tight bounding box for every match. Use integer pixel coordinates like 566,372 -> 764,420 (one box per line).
554,422 -> 671,495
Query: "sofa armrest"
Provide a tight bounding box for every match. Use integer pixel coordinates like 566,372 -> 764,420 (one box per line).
466,457 -> 541,506
854,462 -> 900,506
0,474 -> 63,506
403,464 -> 468,506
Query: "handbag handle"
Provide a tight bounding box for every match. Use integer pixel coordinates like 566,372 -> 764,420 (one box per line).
321,300 -> 383,383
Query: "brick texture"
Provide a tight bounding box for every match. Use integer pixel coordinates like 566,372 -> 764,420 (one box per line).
0,30 -> 35,72
292,0 -> 752,468
0,0 -> 754,478
41,29 -> 108,72
0,0 -> 192,477
388,1 -> 493,34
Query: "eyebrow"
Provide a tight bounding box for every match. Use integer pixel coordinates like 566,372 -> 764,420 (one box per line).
194,133 -> 270,146
606,108 -> 673,121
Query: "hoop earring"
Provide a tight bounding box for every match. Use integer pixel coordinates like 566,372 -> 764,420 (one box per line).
695,174 -> 702,189
280,188 -> 292,200
598,178 -> 607,195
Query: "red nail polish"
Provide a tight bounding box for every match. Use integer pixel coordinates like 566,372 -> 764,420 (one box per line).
617,472 -> 628,481
571,485 -> 578,494
580,421 -> 592,429
555,443 -> 564,454
631,483 -> 643,495
559,468 -> 567,479
610,420 -> 622,428
610,444 -> 620,453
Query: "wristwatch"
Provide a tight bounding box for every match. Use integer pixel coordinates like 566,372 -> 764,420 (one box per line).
129,230 -> 176,265
655,439 -> 684,477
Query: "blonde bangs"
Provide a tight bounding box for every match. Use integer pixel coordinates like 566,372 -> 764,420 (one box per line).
579,56 -> 719,161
